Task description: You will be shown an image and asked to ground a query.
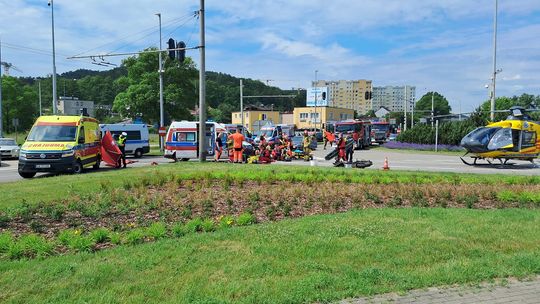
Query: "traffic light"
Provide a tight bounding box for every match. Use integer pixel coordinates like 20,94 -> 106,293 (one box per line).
321,91 -> 326,101
167,38 -> 175,60
176,41 -> 186,63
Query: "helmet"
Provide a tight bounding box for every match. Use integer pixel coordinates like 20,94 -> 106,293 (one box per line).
121,132 -> 127,136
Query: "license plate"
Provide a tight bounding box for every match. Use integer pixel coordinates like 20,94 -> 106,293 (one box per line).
36,164 -> 51,169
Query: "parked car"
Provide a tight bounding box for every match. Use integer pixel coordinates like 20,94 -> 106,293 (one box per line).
388,133 -> 398,141
0,138 -> 20,159
290,136 -> 317,150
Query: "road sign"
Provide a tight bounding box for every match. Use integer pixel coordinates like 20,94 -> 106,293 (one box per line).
158,127 -> 167,137
389,118 -> 396,125
12,118 -> 19,127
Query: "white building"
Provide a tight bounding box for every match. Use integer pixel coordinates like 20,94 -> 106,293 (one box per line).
372,86 -> 415,112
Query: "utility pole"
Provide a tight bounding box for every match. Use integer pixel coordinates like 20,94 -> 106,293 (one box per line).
490,0 -> 498,121
198,0 -> 206,161
49,0 -> 58,114
240,79 -> 244,128
0,38 -> 3,138
156,13 -> 164,152
38,80 -> 42,116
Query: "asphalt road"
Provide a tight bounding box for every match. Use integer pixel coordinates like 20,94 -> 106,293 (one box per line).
1,147 -> 539,184
0,155 -> 172,184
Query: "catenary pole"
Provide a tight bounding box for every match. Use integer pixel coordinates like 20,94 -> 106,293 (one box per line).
38,80 -> 42,116
50,0 -> 58,114
490,0 -> 498,121
198,0 -> 206,161
240,79 -> 244,128
156,13 -> 164,152
0,38 -> 3,138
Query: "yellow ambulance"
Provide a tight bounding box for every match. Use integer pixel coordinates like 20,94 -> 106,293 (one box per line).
18,115 -> 101,178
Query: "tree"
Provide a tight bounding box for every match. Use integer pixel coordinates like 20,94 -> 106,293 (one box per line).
113,48 -> 198,124
364,110 -> 376,118
1,76 -> 39,132
478,94 -> 540,121
415,92 -> 452,119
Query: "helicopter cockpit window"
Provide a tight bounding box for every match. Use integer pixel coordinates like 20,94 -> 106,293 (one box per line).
487,128 -> 513,150
521,131 -> 536,149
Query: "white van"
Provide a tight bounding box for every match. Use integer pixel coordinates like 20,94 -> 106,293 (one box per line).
164,121 -> 226,161
99,123 -> 150,158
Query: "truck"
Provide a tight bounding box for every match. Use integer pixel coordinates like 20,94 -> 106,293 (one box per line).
334,120 -> 371,149
370,121 -> 391,144
18,114 -> 101,178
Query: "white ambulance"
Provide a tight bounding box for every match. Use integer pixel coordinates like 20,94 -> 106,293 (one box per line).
99,123 -> 150,158
164,121 -> 226,161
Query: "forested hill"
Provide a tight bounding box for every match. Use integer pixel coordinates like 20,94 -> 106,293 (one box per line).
1,54 -> 307,133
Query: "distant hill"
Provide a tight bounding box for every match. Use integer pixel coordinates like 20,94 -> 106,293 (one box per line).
60,67 -> 127,80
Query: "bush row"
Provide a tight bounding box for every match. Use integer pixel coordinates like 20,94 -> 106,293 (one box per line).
397,120 -> 477,146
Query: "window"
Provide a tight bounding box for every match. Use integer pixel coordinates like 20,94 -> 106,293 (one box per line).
175,132 -> 196,142
521,131 -> 537,149
78,127 -> 85,143
110,131 -> 142,140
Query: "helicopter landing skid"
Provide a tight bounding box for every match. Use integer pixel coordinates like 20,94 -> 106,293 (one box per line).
460,153 -> 515,167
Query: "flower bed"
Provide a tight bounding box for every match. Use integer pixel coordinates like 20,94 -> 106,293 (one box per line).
1,176 -> 539,261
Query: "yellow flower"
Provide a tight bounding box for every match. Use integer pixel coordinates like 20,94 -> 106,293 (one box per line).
74,229 -> 81,235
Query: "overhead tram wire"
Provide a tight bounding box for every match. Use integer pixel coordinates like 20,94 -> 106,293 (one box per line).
105,14 -> 196,56
71,12 -> 195,58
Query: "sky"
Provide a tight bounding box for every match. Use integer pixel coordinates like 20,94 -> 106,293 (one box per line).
1,0 -> 540,113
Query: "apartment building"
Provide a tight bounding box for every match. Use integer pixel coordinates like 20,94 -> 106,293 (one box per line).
311,79 -> 372,115
372,85 -> 416,112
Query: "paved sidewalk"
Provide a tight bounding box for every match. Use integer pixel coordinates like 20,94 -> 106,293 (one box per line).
340,276 -> 540,304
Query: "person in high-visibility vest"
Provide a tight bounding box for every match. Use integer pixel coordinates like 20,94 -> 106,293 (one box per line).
228,128 -> 245,163
302,131 -> 312,161
117,132 -> 127,168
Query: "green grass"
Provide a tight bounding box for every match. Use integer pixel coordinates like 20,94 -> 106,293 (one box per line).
0,208 -> 539,303
1,162 -> 540,211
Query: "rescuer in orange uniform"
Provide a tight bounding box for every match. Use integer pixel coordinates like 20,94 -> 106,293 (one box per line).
228,128 -> 245,163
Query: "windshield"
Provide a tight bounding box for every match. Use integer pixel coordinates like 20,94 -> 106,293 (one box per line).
0,139 -> 16,146
261,129 -> 274,138
372,124 -> 390,132
27,125 -> 78,142
336,124 -> 355,133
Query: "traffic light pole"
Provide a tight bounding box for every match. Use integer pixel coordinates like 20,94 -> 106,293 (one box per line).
198,0 -> 206,162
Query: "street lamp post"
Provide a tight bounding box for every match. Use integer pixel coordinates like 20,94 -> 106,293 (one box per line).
48,0 -> 58,114
156,13 -> 164,152
490,0 -> 498,121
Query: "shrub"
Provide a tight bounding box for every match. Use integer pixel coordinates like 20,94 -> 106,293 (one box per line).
109,232 -> 122,245
0,213 -> 10,228
0,232 -> 14,254
172,223 -> 186,237
90,228 -> 110,243
185,218 -> 203,233
58,229 -> 81,246
218,215 -> 235,229
68,235 -> 95,252
43,204 -> 66,221
29,220 -> 45,233
496,190 -> 516,203
237,213 -> 255,226
125,228 -> 147,245
201,219 -> 215,232
17,234 -> 55,258
147,222 -> 167,240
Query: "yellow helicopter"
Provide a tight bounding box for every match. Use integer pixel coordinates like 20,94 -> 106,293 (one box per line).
460,106 -> 540,166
